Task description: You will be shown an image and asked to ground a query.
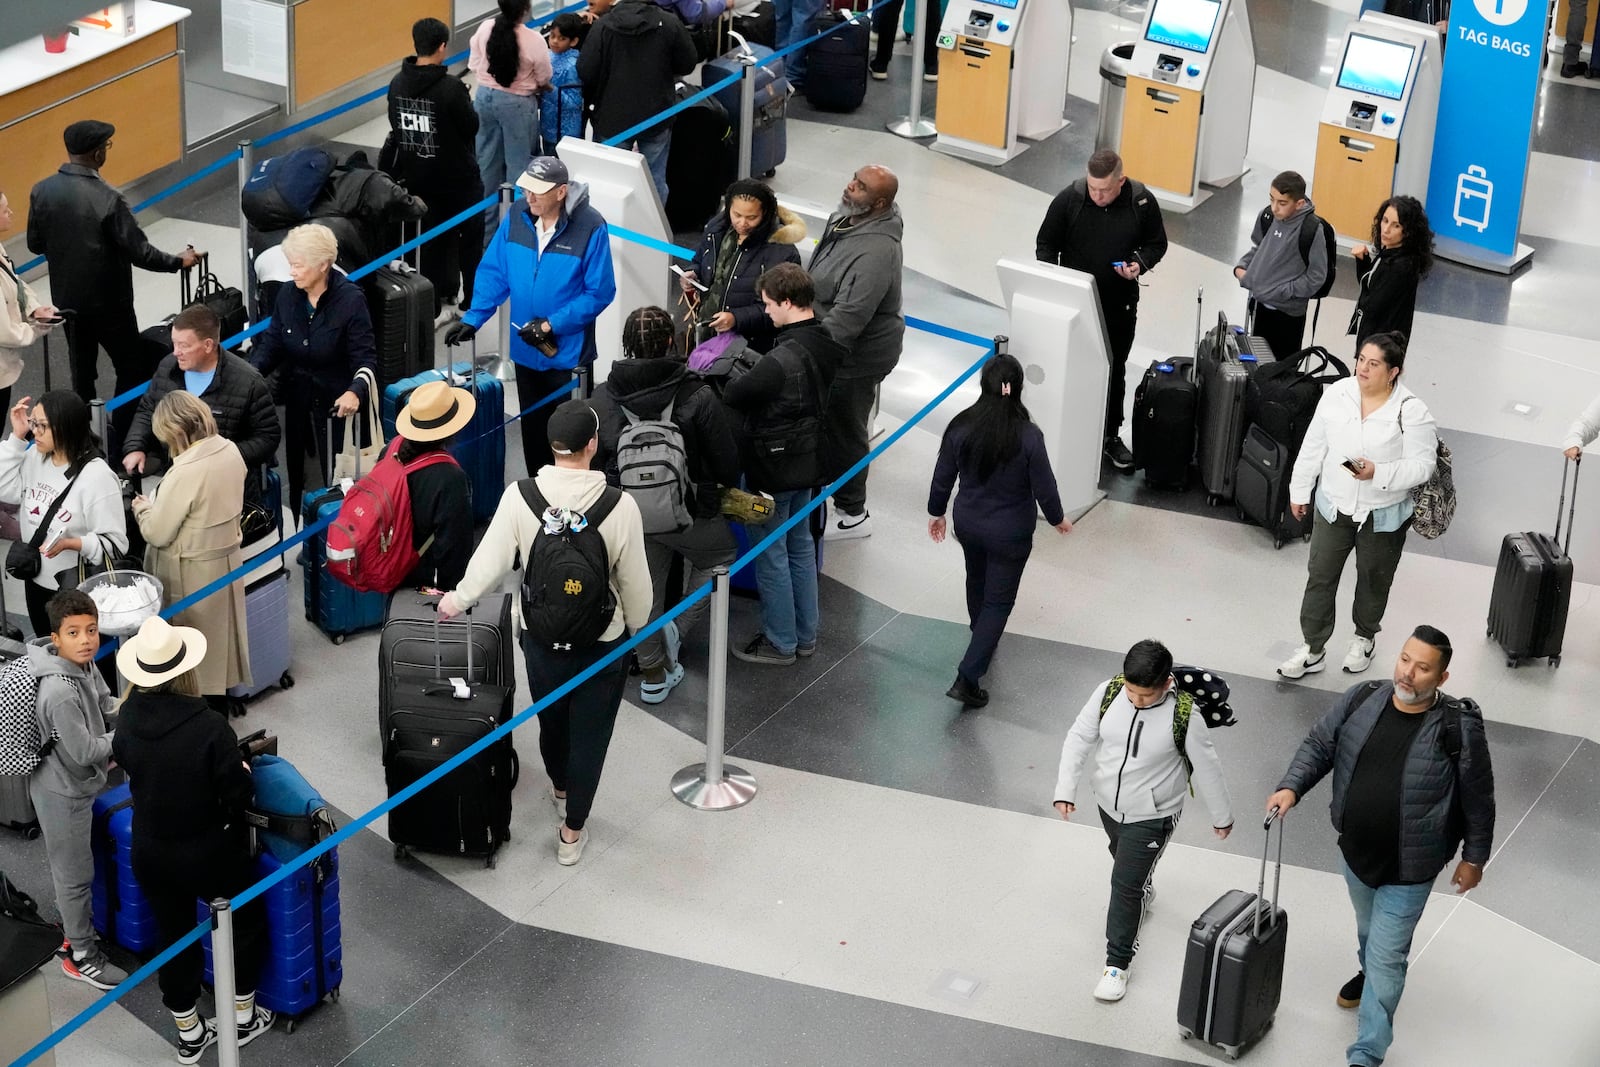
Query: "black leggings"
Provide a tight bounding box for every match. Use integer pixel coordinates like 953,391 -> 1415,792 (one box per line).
523,633 -> 629,832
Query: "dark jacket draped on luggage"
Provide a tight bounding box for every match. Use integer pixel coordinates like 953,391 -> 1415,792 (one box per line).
593,358 -> 741,519
382,58 -> 481,196
690,207 -> 805,353
928,420 -> 1065,546
1277,680 -> 1495,884
249,270 -> 379,406
1034,178 -> 1168,313
122,351 -> 282,474
1350,248 -> 1422,349
249,152 -> 428,275
577,0 -> 699,140
27,163 -> 184,312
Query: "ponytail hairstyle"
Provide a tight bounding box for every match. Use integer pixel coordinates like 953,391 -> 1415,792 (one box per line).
487,0 -> 532,89
944,353 -> 1030,482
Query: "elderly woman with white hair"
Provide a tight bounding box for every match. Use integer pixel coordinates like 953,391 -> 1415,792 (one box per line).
248,223 -> 378,512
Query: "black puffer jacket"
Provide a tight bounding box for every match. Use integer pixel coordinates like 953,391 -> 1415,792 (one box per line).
1277,680 -> 1495,883
593,358 -> 740,520
577,0 -> 699,140
690,206 -> 805,353
122,351 -> 282,474
26,163 -> 184,312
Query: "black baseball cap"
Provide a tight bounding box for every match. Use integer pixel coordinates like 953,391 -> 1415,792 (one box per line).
547,399 -> 598,455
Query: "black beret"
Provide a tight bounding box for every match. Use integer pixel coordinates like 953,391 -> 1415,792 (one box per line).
63,119 -> 115,154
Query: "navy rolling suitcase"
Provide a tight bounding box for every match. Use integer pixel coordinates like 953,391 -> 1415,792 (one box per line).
803,8 -> 870,112
1177,811 -> 1289,1058
90,783 -> 161,955
301,424 -> 387,643
382,612 -> 516,867
380,359 -> 506,524
1487,458 -> 1578,669
703,42 -> 788,176
1132,357 -> 1197,490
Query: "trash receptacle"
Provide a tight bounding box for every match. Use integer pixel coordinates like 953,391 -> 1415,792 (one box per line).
1096,43 -> 1136,154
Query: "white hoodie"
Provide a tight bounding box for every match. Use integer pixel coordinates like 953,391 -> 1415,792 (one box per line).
1054,678 -> 1234,828
0,437 -> 127,590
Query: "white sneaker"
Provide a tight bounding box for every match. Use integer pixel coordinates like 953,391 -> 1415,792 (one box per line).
557,826 -> 586,866
826,511 -> 873,540
1276,644 -> 1326,680
1093,966 -> 1129,1002
1343,636 -> 1376,674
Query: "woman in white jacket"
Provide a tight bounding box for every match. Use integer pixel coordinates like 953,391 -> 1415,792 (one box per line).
1278,332 -> 1437,679
0,391 -> 128,637
0,190 -> 60,415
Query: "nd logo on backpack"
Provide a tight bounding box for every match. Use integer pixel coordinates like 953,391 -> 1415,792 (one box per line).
616,398 -> 693,535
327,438 -> 459,594
0,656 -> 58,776
519,482 -> 623,653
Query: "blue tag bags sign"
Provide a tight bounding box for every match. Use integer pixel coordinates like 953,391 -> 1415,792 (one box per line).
1426,0 -> 1548,261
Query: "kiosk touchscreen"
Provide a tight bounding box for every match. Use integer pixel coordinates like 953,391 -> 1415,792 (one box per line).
1311,13 -> 1439,241
932,0 -> 1073,166
1119,0 -> 1254,211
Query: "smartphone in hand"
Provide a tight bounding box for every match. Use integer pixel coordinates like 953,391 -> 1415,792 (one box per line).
1341,459 -> 1361,475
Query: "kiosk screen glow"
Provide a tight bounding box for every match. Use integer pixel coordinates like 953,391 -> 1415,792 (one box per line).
1336,34 -> 1415,101
1144,0 -> 1223,53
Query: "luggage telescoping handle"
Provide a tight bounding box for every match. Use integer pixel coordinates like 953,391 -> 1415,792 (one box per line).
1555,455 -> 1580,554
1255,807 -> 1286,937
430,601 -> 473,681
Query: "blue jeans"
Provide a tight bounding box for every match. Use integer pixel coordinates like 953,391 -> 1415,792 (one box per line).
774,0 -> 826,86
752,488 -> 819,655
628,128 -> 672,206
475,87 -> 540,241
1342,861 -> 1433,1067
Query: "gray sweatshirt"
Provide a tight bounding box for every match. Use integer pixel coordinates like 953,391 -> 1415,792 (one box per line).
810,205 -> 906,382
1236,200 -> 1329,317
28,639 -> 117,799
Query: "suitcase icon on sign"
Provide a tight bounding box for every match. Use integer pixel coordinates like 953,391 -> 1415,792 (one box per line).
1453,165 -> 1493,233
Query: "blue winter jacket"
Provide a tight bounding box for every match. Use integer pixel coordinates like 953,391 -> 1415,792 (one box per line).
463,181 -> 616,371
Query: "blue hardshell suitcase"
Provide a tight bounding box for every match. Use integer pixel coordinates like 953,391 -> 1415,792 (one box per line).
380,361 -> 506,524
703,44 -> 787,175
301,483 -> 386,643
90,783 -> 160,954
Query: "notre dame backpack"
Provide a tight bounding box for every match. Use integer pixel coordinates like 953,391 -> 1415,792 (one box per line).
518,483 -> 622,653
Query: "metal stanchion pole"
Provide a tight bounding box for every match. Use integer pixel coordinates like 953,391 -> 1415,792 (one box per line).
887,3 -> 936,138
210,899 -> 243,1067
994,334 -> 1008,356
495,182 -> 516,380
737,49 -> 757,180
237,139 -> 256,322
671,568 -> 758,809
89,399 -> 107,450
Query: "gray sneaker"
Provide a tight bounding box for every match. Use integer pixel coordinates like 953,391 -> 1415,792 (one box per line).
63,946 -> 128,991
732,634 -> 796,665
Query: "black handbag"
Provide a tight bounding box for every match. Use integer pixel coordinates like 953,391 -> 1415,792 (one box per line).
5,462 -> 87,581
185,254 -> 248,342
0,869 -> 62,996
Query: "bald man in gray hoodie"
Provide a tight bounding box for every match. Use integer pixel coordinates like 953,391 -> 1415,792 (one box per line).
1235,170 -> 1330,359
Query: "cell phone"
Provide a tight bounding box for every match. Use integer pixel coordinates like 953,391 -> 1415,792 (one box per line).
1342,459 -> 1361,475
1112,261 -> 1127,269
33,315 -> 64,326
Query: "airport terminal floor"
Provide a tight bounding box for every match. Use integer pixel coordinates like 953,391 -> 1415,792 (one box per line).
4,0 -> 1600,1063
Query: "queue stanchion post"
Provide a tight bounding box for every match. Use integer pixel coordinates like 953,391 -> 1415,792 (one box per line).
497,182 -> 515,378
671,567 -> 758,810
209,898 -> 243,1067
736,35 -> 757,180
238,139 -> 255,322
887,3 -> 936,138
994,334 -> 1008,356
90,399 -> 107,452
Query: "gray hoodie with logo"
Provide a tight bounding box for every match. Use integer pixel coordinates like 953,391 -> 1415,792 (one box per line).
1236,200 -> 1329,317
28,639 -> 117,800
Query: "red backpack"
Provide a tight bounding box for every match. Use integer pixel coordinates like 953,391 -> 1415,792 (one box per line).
326,438 -> 458,593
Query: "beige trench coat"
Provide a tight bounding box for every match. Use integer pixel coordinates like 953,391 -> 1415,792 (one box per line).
131,435 -> 252,694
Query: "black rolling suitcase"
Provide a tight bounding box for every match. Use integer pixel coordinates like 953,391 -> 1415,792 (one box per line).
364,223 -> 434,387
1132,356 -> 1197,490
1177,810 -> 1289,1059
379,591 -> 515,733
383,610 -> 517,867
803,8 -> 870,111
1234,425 -> 1308,548
1487,457 -> 1578,669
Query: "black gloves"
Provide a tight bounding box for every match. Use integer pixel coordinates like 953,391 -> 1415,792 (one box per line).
518,320 -> 559,357
443,322 -> 477,347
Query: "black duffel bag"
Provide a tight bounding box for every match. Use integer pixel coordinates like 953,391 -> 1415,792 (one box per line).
1243,347 -> 1350,454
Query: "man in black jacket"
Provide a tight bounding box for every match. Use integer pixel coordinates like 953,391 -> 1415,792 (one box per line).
723,263 -> 845,666
1267,624 -> 1494,1067
1035,149 -> 1168,473
28,120 -> 202,439
384,18 -> 483,324
592,305 -> 740,704
120,305 -> 281,494
577,0 -> 698,204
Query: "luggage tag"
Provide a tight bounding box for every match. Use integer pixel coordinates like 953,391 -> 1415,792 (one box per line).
448,676 -> 472,700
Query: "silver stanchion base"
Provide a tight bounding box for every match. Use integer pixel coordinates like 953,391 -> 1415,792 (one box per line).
671,763 -> 758,810
474,351 -> 518,383
887,117 -> 937,138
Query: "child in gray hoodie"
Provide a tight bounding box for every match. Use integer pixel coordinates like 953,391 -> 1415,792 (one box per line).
27,588 -> 126,990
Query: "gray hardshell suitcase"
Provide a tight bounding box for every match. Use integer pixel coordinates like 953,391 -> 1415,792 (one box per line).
228,571 -> 295,700
0,633 -> 37,838
1196,291 -> 1274,505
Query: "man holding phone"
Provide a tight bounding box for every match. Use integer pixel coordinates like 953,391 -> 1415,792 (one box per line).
1035,149 -> 1169,473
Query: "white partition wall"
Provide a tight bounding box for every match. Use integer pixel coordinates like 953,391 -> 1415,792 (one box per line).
556,138 -> 672,386
996,257 -> 1109,521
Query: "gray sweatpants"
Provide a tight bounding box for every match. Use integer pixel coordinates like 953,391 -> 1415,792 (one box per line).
28,779 -> 98,950
1564,0 -> 1591,66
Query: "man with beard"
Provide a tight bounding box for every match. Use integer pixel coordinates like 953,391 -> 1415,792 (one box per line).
1266,624 -> 1495,1067
808,164 -> 904,540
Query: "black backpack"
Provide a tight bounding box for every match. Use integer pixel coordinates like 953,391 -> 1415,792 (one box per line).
518,483 -> 622,654
1244,346 -> 1350,453
1253,206 -> 1337,300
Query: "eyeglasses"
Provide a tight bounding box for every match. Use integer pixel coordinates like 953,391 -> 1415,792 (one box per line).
26,419 -> 49,432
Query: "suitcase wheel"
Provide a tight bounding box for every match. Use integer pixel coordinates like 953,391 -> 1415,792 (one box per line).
332,634 -> 345,646
484,853 -> 497,870
280,671 -> 296,689
24,824 -> 40,841
285,1018 -> 297,1034
393,844 -> 412,862
1207,493 -> 1221,507
1177,1027 -> 1191,1040
1506,656 -> 1519,669
1273,534 -> 1285,550
330,987 -> 341,1002
1550,655 -> 1561,668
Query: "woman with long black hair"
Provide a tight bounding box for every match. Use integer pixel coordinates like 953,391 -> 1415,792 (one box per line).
1349,194 -> 1434,352
470,0 -> 553,241
927,354 -> 1072,708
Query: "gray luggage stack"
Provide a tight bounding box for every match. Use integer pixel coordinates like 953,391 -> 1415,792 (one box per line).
1195,291 -> 1274,506
0,633 -> 38,838
228,512 -> 295,701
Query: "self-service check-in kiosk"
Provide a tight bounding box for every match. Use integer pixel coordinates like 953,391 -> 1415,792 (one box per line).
1312,14 -> 1440,242
932,0 -> 1072,166
1119,0 -> 1254,212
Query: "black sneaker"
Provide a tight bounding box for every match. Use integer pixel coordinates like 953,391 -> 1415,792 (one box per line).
1337,970 -> 1364,1008
1560,61 -> 1588,78
732,634 -> 796,666
1104,437 -> 1136,471
946,675 -> 989,708
175,1019 -> 217,1065
237,1006 -> 276,1047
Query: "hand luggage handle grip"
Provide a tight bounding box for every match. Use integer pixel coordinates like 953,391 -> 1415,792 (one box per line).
431,600 -> 473,681
1555,455 -> 1580,553
1255,808 -> 1286,937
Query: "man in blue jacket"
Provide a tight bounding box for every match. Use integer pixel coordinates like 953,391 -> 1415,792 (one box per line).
1267,624 -> 1495,1067
446,157 -> 617,476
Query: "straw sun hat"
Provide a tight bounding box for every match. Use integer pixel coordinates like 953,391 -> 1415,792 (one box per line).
116,616 -> 208,688
395,380 -> 477,442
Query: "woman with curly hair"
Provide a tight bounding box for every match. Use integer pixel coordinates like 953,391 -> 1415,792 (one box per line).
1348,195 -> 1434,353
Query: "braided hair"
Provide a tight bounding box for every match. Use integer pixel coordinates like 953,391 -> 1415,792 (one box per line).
622,305 -> 677,360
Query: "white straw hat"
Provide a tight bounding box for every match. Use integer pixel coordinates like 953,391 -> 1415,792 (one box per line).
116,616 -> 208,688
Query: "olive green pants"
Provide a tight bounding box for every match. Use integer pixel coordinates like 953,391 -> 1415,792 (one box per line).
1300,508 -> 1408,653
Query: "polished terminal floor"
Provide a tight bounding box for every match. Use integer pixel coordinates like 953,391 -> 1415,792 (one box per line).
3,0 -> 1600,1063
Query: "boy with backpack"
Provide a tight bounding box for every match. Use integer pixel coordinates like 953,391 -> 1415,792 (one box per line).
592,306 -> 741,705
1052,639 -> 1234,1004
18,590 -> 125,989
1235,170 -> 1335,359
439,399 -> 651,866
